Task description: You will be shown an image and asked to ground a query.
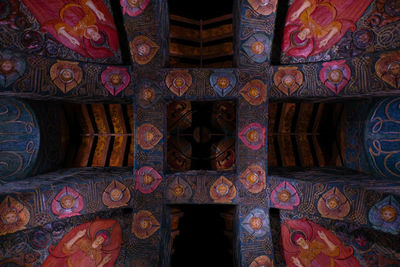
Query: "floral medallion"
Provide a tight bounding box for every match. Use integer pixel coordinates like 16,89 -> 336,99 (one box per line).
166,70 -> 192,96
375,51 -> 400,88
51,186 -> 84,219
273,66 -> 303,96
239,122 -> 266,150
210,176 -> 236,203
167,177 -> 192,202
101,66 -> 130,96
0,50 -> 26,88
135,166 -> 162,194
209,70 -> 237,97
239,165 -> 266,194
137,123 -> 163,150
240,79 -> 267,106
242,33 -> 269,63
319,60 -> 351,94
0,196 -> 30,236
248,0 -> 277,16
137,81 -> 161,108
50,60 -> 82,93
317,187 -> 350,220
270,181 -> 300,210
353,29 -> 375,50
102,180 -> 131,208
250,255 -> 274,267
242,208 -> 268,238
368,196 -> 400,235
132,210 -> 160,239
130,35 -> 159,65
120,0 -> 150,17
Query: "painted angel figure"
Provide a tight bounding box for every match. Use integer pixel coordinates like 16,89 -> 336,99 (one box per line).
282,0 -> 373,58
282,219 -> 361,267
42,219 -> 122,267
21,0 -> 119,59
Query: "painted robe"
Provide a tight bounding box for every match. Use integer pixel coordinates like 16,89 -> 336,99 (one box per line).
42,219 -> 122,267
21,0 -> 119,59
282,0 -> 373,58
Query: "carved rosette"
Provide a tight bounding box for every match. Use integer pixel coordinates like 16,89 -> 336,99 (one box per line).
120,0 -> 150,17
101,66 -> 131,96
50,60 -> 82,93
239,122 -> 266,150
210,176 -> 236,203
270,181 -> 300,210
166,70 -> 192,97
319,60 -> 351,94
317,187 -> 350,220
137,123 -> 163,150
248,0 -> 277,16
242,208 -> 268,238
209,70 -> 237,97
273,66 -> 303,96
51,186 -> 84,219
242,33 -> 269,63
0,196 -> 30,236
130,35 -> 159,65
167,177 -> 192,202
250,255 -> 274,267
368,196 -> 400,235
102,180 -> 131,208
239,165 -> 266,194
240,79 -> 267,106
135,166 -> 162,194
0,50 -> 26,88
132,210 -> 160,239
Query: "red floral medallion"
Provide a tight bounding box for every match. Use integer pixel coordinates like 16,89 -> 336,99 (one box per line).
51,186 -> 84,219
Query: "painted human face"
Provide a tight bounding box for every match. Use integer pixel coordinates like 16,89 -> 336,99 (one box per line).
145,131 -> 155,142
380,206 -> 397,222
217,77 -> 229,89
137,44 -> 150,56
86,27 -> 101,41
251,41 -> 265,55
247,130 -> 259,142
297,28 -> 311,41
327,197 -> 339,210
92,235 -> 105,248
110,74 -> 122,86
296,237 -> 309,249
388,61 -> 400,77
2,210 -> 18,224
278,190 -> 291,202
173,184 -> 184,197
143,88 -> 154,101
1,60 -> 14,73
143,174 -> 154,185
110,188 -> 123,201
60,195 -> 75,209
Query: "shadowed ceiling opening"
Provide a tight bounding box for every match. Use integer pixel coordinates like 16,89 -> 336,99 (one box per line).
167,100 -> 236,172
168,0 -> 234,68
170,204 -> 235,267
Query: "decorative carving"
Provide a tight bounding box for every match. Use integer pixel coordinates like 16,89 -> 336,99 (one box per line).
239,122 -> 266,150
375,51 -> 400,88
209,70 -> 237,97
242,208 -> 268,238
51,186 -> 84,219
166,70 -> 192,97
167,177 -> 192,202
368,195 -> 400,235
270,181 -> 300,210
240,79 -> 267,105
210,176 -> 236,203
101,66 -> 130,96
102,180 -> 131,208
248,0 -> 277,16
0,196 -> 30,236
0,50 -> 26,87
137,123 -> 163,150
130,35 -> 159,65
50,60 -> 83,93
242,33 -> 269,63
317,187 -> 350,220
273,67 -> 303,96
132,210 -> 160,239
319,60 -> 351,94
120,0 -> 150,17
135,166 -> 162,194
250,255 -> 274,267
239,165 -> 266,194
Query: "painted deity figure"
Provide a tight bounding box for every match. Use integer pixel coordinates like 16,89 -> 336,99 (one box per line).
282,219 -> 360,267
21,0 -> 119,59
282,0 -> 373,58
42,219 -> 122,267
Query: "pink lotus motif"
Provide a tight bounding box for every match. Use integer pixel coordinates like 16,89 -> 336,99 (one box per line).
239,122 -> 265,150
319,60 -> 351,94
51,186 -> 84,219
101,66 -> 131,96
120,0 -> 150,17
270,181 -> 300,210
135,166 -> 162,194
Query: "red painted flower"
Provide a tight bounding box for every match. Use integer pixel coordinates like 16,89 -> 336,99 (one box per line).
51,186 -> 84,219
120,0 -> 150,17
319,60 -> 351,94
135,166 -> 162,194
166,70 -> 192,97
101,66 -> 131,96
239,165 -> 266,194
273,66 -> 303,96
239,122 -> 266,150
240,79 -> 267,106
132,210 -> 160,239
270,181 -> 300,210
